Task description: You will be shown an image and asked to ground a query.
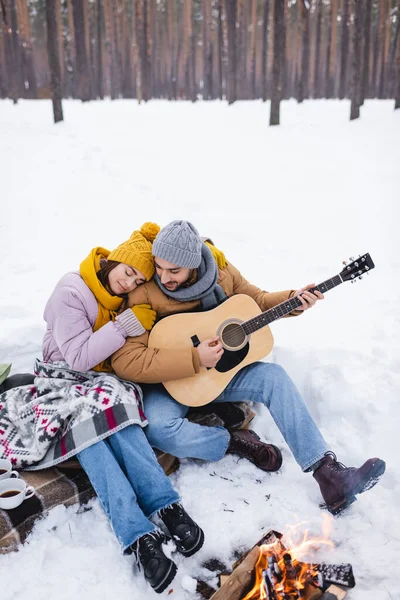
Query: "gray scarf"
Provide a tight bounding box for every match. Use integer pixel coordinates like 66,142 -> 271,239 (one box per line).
154,244 -> 227,310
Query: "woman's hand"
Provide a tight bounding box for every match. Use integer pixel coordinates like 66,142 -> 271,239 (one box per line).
132,304 -> 157,330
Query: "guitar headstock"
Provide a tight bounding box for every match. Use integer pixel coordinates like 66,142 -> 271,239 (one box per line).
340,253 -> 375,283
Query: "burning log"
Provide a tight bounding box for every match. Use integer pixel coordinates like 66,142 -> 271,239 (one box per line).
313,564 -> 355,589
207,530 -> 355,600
210,547 -> 261,600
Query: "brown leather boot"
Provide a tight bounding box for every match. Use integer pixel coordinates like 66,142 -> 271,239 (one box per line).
313,452 -> 386,515
227,429 -> 282,472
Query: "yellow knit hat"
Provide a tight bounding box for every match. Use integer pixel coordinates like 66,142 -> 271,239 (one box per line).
108,222 -> 160,281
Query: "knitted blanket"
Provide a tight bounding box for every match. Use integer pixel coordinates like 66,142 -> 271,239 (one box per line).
0,360 -> 147,470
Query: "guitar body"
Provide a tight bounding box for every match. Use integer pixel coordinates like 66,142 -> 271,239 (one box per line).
148,294 -> 274,407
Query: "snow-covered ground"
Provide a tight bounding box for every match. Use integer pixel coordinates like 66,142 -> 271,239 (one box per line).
1,99 -> 399,600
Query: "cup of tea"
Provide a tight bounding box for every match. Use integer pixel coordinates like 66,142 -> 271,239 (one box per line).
0,459 -> 19,481
0,478 -> 35,510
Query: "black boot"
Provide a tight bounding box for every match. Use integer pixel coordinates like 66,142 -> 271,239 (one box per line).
227,429 -> 282,472
136,531 -> 177,593
159,502 -> 204,557
313,452 -> 386,515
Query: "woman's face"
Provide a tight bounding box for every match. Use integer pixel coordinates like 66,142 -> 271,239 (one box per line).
108,263 -> 146,295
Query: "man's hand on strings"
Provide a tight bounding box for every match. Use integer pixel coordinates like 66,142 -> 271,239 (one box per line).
294,284 -> 324,311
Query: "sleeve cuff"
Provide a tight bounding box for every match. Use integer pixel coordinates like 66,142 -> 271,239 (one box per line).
116,309 -> 146,337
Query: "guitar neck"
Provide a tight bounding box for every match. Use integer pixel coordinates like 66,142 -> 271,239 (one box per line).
242,274 -> 343,335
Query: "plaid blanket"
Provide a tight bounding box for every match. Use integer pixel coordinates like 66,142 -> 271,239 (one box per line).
0,403 -> 254,555
0,360 -> 146,470
0,450 -> 179,555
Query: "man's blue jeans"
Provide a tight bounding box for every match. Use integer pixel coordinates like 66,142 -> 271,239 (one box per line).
77,425 -> 179,552
143,362 -> 329,472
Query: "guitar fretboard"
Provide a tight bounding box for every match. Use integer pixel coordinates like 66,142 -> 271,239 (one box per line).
242,275 -> 342,335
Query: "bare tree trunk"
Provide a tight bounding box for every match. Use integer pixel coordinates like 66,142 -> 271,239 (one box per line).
329,0 -> 339,97
45,0 -> 64,122
270,0 -> 284,125
96,0 -> 104,99
103,0 -> 116,98
217,0 -> 224,100
261,0 -> 270,101
9,0 -> 23,100
54,0 -> 64,91
379,0 -> 390,97
65,0 -> 76,97
395,0 -> 400,107
339,0 -> 350,98
249,0 -> 257,98
313,0 -> 322,97
298,0 -> 310,103
388,0 -> 400,98
191,0 -> 198,101
71,0 -> 90,101
361,0 -> 372,102
350,0 -> 363,119
225,0 -> 237,104
16,0 -> 37,98
374,0 -> 385,96
2,2 -> 17,101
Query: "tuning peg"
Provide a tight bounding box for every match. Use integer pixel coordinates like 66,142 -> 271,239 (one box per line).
342,260 -> 348,265
358,275 -> 363,280
349,256 -> 355,261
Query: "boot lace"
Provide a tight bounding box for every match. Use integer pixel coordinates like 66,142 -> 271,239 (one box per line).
135,530 -> 164,569
159,502 -> 184,520
325,451 -> 347,472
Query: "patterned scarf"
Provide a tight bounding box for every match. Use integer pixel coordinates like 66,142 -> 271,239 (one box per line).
80,247 -> 123,371
154,243 -> 227,310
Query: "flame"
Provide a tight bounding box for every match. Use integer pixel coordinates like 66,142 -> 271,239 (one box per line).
241,520 -> 334,600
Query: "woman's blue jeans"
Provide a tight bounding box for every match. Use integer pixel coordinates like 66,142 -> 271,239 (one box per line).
143,362 -> 329,472
77,425 -> 179,552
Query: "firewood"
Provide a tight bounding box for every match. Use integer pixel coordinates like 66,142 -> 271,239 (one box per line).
303,584 -> 323,600
210,546 -> 260,600
219,574 -> 231,586
320,584 -> 347,600
232,530 -> 284,570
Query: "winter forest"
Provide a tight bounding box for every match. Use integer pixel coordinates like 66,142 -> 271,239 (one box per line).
1,0 -> 400,123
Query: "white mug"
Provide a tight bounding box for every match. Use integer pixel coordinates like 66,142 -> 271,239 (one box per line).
0,478 -> 35,510
0,459 -> 19,481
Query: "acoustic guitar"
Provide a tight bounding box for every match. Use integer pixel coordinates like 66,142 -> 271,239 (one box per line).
148,254 -> 375,407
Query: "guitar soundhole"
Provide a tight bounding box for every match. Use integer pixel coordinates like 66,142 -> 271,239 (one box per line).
221,323 -> 246,350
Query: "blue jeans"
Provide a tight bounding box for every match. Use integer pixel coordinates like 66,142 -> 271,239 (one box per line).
77,425 -> 179,552
143,362 -> 329,472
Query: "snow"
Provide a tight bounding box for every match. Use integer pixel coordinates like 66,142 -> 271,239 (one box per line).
1,99 -> 399,600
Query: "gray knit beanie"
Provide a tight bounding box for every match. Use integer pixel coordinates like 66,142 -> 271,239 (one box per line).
152,220 -> 202,268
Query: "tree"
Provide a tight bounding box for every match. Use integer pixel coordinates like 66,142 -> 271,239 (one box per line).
350,0 -> 363,119
270,0 -> 285,125
45,0 -> 64,122
298,0 -> 310,103
261,0 -> 270,101
71,0 -> 90,101
395,1 -> 400,108
225,0 -> 237,104
313,0 -> 322,98
361,0 -> 373,103
339,0 -> 350,99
